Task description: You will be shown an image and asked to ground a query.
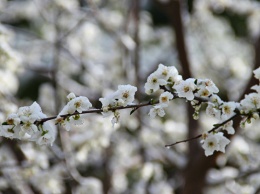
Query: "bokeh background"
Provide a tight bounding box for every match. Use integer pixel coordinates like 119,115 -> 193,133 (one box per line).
0,0 -> 260,193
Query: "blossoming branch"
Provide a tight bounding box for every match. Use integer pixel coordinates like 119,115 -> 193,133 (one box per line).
1,64 -> 260,157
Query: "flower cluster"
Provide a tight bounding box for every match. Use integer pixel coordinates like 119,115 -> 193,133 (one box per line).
144,64 -> 256,156
99,84 -> 137,126
143,65 -> 231,156
148,92 -> 173,118
144,64 -> 180,118
56,93 -> 92,131
238,67 -> 260,126
144,63 -> 182,95
1,64 -> 260,157
0,102 -> 56,145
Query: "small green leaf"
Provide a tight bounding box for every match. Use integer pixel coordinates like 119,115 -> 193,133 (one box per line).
41,130 -> 48,136
213,124 -> 220,128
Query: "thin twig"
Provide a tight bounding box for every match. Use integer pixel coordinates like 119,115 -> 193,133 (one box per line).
165,114 -> 239,147
35,101 -> 153,125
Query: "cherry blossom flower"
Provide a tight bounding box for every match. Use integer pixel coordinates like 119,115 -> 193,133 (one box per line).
202,134 -> 219,156
67,96 -> 92,114
6,113 -> 20,126
67,92 -> 76,100
111,110 -> 120,127
206,103 -> 221,119
116,84 -> 137,106
209,94 -> 223,105
18,102 -> 46,122
253,67 -> 260,80
0,125 -> 19,138
202,132 -> 230,156
99,92 -> 120,109
55,116 -> 71,131
251,85 -> 260,93
215,132 -> 230,153
154,63 -> 171,80
223,121 -> 235,135
37,122 -> 56,146
220,102 -> 237,120
173,78 -> 196,100
159,92 -> 174,105
144,72 -> 167,95
197,87 -> 211,98
20,117 -> 38,137
155,63 -> 181,83
99,85 -> 136,126
168,70 -> 182,84
148,104 -> 167,118
199,79 -> 219,94
240,93 -> 260,113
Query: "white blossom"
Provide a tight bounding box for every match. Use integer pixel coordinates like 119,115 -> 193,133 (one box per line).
251,85 -> 260,93
56,116 -> 71,131
99,92 -> 123,118
168,71 -> 182,84
154,63 -> 171,80
0,125 -> 19,138
37,122 -> 56,146
20,117 -> 38,137
0,102 -> 50,141
253,67 -> 260,80
159,91 -> 173,105
148,104 -> 167,118
70,114 -> 86,126
99,93 -> 119,108
67,96 -> 92,114
220,101 -> 237,120
57,100 -> 89,130
206,103 -> 221,119
116,84 -> 137,106
199,79 -> 219,94
154,63 -> 181,83
202,134 -> 219,156
209,94 -> 223,105
111,110 -> 120,127
18,102 -> 46,122
154,64 -> 182,83
240,93 -> 260,113
173,78 -> 196,100
223,121 -> 235,135
67,92 -> 76,100
215,132 -> 230,153
202,132 -> 230,156
196,79 -> 219,99
6,113 -> 20,126
197,87 -> 211,98
99,89 -> 125,126
144,72 -> 167,94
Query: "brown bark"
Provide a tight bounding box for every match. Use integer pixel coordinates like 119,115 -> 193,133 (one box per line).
153,0 -> 204,193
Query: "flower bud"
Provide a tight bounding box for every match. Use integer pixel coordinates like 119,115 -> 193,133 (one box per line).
253,112 -> 259,120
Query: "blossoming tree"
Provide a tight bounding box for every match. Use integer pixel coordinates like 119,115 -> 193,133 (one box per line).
0,0 -> 260,194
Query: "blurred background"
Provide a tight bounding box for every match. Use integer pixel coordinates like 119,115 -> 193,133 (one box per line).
0,0 -> 260,193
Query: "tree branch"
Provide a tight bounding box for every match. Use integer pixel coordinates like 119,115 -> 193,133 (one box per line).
165,114 -> 239,147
